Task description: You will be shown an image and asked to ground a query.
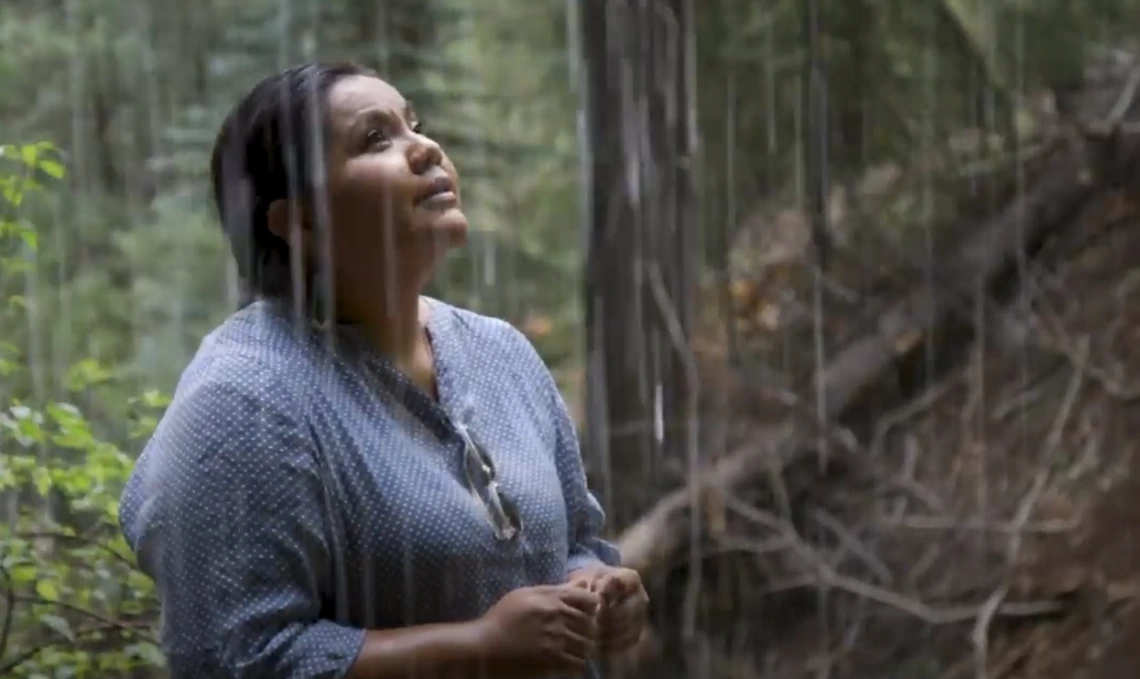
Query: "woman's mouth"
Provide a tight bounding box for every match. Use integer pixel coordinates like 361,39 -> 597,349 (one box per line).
416,176 -> 458,209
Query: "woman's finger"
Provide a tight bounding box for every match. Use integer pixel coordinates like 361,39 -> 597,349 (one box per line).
593,573 -> 625,607
561,602 -> 599,639
601,621 -> 645,652
563,628 -> 597,659
557,585 -> 601,615
604,592 -> 645,620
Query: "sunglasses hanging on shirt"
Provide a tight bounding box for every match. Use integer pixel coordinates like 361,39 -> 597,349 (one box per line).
457,425 -> 522,541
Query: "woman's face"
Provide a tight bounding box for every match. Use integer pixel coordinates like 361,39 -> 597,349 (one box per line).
308,74 -> 467,305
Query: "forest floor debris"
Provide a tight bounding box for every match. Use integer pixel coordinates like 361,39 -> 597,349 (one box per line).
612,69 -> 1140,676
619,187 -> 1140,679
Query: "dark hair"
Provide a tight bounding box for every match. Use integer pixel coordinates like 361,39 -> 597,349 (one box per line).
209,61 -> 376,300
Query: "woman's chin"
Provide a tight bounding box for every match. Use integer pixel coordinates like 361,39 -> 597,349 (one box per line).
419,209 -> 469,249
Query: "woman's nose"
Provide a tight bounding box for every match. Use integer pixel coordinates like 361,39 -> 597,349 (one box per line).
408,134 -> 444,175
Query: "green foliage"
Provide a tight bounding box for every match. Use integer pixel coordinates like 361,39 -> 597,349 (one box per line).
0,143 -> 57,257
0,393 -> 164,677
1,144 -> 164,678
696,0 -> 1140,264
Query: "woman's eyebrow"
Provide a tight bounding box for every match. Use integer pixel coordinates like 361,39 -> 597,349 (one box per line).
350,108 -> 391,130
349,105 -> 416,134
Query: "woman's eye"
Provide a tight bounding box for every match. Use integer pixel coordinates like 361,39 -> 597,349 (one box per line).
365,128 -> 388,146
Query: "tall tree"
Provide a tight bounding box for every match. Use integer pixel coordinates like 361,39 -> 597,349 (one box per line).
579,0 -> 699,526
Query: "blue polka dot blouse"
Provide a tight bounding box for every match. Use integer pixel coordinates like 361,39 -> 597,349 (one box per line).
118,297 -> 621,678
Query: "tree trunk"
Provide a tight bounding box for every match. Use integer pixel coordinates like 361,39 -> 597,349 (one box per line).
579,0 -> 699,527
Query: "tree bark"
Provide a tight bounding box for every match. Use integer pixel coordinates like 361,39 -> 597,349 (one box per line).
579,0 -> 699,526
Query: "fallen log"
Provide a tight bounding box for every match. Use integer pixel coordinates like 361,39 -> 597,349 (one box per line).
617,124 -> 1140,576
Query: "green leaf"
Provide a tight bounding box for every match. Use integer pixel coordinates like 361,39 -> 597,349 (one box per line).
40,613 -> 76,642
0,176 -> 24,207
66,359 -> 113,391
20,143 -> 39,167
20,227 -> 37,251
35,578 -> 60,602
32,465 -> 52,495
10,563 -> 37,584
125,642 -> 166,667
38,158 -> 65,179
140,390 -> 172,409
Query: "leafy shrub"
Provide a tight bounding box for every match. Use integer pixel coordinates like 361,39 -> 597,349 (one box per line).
1,143 -> 164,679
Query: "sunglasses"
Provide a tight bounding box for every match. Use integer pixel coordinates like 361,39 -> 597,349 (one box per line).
456,426 -> 523,541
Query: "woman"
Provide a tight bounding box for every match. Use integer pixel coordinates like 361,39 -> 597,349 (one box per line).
119,61 -> 648,679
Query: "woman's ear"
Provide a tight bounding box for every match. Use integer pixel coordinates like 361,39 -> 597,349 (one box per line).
266,198 -> 312,256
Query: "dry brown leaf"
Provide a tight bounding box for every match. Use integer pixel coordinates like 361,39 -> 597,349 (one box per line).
1037,492 -> 1078,523
893,327 -> 924,354
1106,577 -> 1140,602
1043,565 -> 1091,596
757,302 -> 781,331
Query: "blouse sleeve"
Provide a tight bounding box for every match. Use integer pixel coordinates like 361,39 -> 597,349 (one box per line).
118,359 -> 365,679
507,327 -> 622,573
548,378 -> 623,573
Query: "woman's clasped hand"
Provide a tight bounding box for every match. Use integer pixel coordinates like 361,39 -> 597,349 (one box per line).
474,572 -> 647,677
474,584 -> 599,676
568,565 -> 649,654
